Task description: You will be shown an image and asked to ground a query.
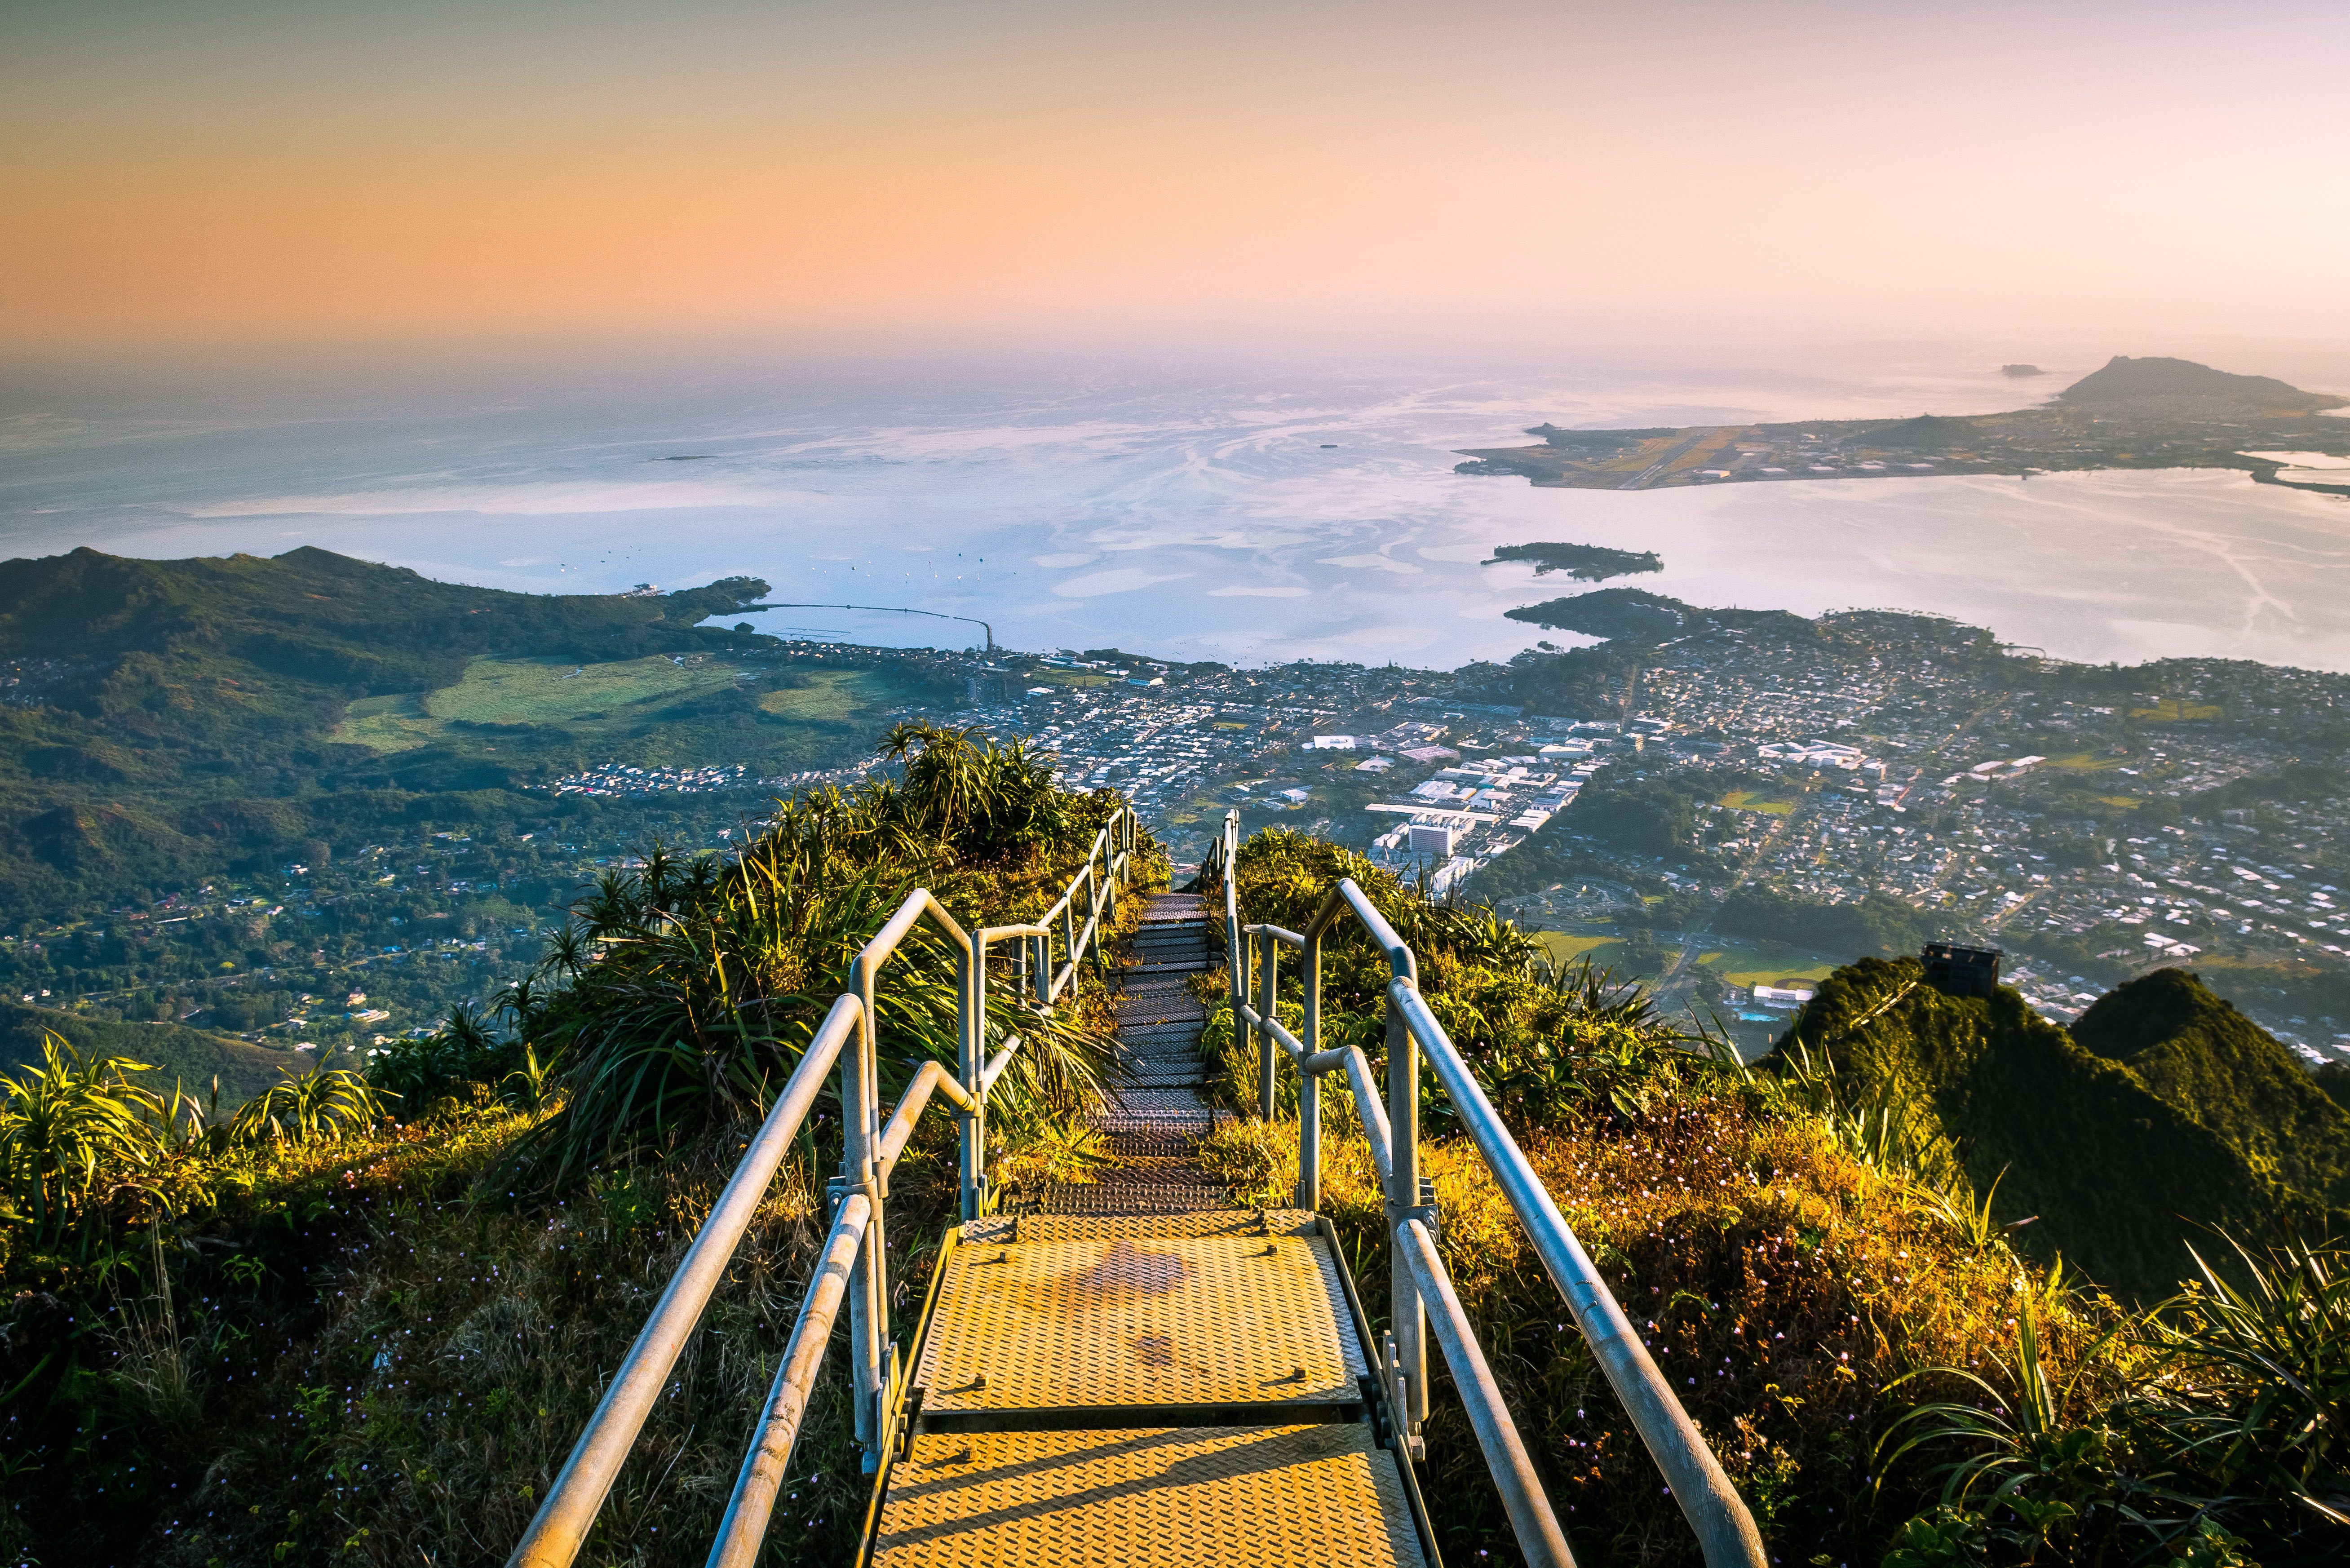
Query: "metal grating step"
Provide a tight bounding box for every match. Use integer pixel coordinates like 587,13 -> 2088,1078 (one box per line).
1096,1130 -> 1208,1160
1038,1182 -> 1236,1215
913,1219 -> 1367,1417
870,1426 -> 1427,1568
1119,1024 -> 1205,1044
1116,984 -> 1204,1003
1121,1050 -> 1204,1072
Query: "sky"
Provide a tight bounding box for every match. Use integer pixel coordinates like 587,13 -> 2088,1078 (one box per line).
5,0 -> 2348,353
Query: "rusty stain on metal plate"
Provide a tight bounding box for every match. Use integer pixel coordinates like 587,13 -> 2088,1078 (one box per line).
915,1221 -> 1364,1412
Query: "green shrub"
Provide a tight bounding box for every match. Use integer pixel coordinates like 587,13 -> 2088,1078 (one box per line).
504,725 -> 1147,1189
0,1033 -> 175,1248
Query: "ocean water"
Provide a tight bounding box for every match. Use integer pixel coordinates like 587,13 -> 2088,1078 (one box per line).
4,343 -> 2347,672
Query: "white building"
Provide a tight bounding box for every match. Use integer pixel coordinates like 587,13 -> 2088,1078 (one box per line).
1408,822 -> 1459,858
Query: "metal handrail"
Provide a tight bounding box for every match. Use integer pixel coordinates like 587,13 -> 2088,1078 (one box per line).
710,1193 -> 870,1568
1217,809 -> 1767,1568
509,806 -> 1142,1568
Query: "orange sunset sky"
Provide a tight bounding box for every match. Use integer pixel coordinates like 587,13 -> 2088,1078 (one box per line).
5,0 -> 2347,351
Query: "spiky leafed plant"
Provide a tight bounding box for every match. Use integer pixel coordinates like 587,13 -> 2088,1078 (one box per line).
505,726 -> 1124,1189
366,999 -> 519,1112
0,1033 -> 168,1246
2128,1235 -> 2350,1551
1875,1296 -> 2144,1562
228,1067 -> 387,1147
883,721 -> 1070,863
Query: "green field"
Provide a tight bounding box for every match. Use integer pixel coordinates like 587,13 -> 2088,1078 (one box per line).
333,691 -> 440,751
1720,790 -> 1797,815
1536,931 -> 1623,966
757,669 -> 898,722
334,654 -> 815,752
1700,948 -> 1840,988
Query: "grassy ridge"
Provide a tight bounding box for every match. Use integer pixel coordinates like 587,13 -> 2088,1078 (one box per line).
9,807 -> 2347,1565
0,727 -> 1160,1568
1779,959 -> 2348,1302
2072,968 -> 2350,1205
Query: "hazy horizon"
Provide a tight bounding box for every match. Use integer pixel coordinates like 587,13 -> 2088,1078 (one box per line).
9,338 -> 2350,673
6,1 -> 2349,353
9,2 -> 2350,674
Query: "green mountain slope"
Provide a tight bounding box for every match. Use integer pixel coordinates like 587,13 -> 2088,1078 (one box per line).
0,547 -> 941,920
1774,957 -> 2342,1301
2071,967 -> 2350,1204
0,1000 -> 309,1109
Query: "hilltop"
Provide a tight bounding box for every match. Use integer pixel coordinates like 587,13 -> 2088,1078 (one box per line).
2071,966 -> 2350,1203
1455,354 -> 2350,492
1773,958 -> 2350,1300
2055,353 -> 2343,413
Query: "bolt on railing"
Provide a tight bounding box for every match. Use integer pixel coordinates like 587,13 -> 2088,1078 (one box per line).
1201,809 -> 1767,1568
509,808 -> 1140,1568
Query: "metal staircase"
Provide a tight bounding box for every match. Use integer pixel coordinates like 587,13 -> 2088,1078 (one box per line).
508,806 -> 1768,1568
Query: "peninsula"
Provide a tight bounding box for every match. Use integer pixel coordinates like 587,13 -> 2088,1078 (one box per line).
1455,355 -> 2350,493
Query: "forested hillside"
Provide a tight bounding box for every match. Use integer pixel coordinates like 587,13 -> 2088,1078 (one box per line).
0,547 -> 996,1090
5,802 -> 2349,1565
0,547 -> 782,915
1775,958 -> 2350,1301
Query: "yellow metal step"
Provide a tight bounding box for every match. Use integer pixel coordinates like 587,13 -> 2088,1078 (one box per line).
913,1212 -> 1366,1426
870,1425 -> 1428,1568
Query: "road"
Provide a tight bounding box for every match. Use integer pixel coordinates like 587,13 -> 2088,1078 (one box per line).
1617,427 -> 1721,491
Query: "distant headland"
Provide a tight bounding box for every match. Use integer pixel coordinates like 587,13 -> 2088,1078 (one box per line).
1455,355 -> 2350,494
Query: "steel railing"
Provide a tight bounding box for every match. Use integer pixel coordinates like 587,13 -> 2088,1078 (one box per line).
509,808 -> 1141,1568
1200,809 -> 1767,1568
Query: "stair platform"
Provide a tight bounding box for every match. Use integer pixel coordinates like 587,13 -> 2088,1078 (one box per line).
855,883 -> 1434,1568
870,1425 -> 1426,1568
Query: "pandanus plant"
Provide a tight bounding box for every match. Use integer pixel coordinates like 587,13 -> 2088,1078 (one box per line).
228,1067 -> 388,1147
0,1034 -> 170,1247
503,723 -> 1122,1190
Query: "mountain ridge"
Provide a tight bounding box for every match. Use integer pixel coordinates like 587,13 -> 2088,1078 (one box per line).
1771,957 -> 2349,1301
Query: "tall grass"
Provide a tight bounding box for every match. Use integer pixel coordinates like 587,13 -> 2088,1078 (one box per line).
0,1034 -> 173,1249
501,722 -> 1144,1187
1200,824 -> 2119,1564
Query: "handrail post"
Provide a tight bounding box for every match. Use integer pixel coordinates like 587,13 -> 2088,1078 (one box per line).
1387,988 -> 1426,1434
846,952 -> 887,1464
1297,924 -> 1321,1211
1222,813 -> 1242,1017
960,936 -> 985,1222
1254,930 -> 1278,1120
1102,827 -> 1118,921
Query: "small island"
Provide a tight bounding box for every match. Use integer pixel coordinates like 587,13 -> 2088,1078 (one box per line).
1483,540 -> 1662,581
2001,363 -> 2045,377
1454,355 -> 2350,493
